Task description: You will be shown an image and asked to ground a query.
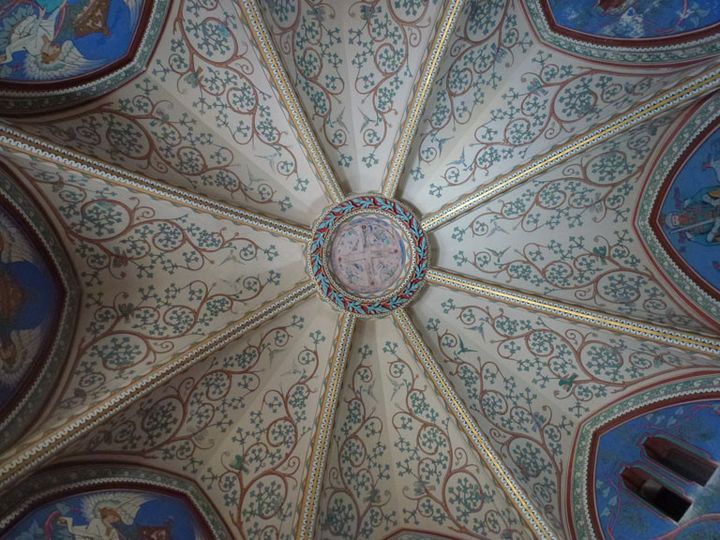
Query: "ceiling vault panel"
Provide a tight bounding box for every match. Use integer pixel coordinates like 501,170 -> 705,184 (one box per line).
0,125 -> 311,243
421,64 -> 720,232
0,281 -> 315,492
426,268 -> 720,354
380,0 -> 466,198
238,0 -> 346,203
392,308 -> 558,540
1,2 -> 719,538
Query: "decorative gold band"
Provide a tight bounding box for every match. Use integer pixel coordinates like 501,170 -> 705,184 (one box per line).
392,308 -> 557,539
421,66 -> 720,232
295,312 -> 356,539
0,125 -> 312,243
0,282 -> 316,491
381,0 -> 466,198
426,268 -> 720,353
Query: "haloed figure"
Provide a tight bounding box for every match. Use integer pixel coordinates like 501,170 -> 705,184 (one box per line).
0,230 -> 54,377
664,186 -> 720,245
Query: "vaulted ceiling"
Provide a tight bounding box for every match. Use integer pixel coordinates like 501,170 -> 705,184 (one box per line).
1,1 -> 720,539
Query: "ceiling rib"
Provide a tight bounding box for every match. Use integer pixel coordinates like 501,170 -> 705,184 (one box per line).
426,268 -> 720,354
380,0 -> 466,199
295,311 -> 356,540
420,63 -> 720,233
392,308 -> 558,540
0,281 -> 316,493
0,125 -> 311,243
237,0 -> 346,204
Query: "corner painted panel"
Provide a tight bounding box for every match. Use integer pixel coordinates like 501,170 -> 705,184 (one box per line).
638,93 -> 720,324
592,398 -> 720,539
543,0 -> 720,42
0,0 -> 148,83
570,375 -> 720,540
0,193 -> 60,411
0,0 -> 168,114
0,165 -> 78,452
0,465 -> 229,538
525,0 -> 720,63
652,122 -> 720,300
6,489 -> 205,539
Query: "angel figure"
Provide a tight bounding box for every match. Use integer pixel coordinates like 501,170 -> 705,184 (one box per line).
54,492 -> 152,539
0,0 -> 133,81
0,3 -> 61,65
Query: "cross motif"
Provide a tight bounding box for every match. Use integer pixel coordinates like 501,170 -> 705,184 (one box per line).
330,218 -> 407,297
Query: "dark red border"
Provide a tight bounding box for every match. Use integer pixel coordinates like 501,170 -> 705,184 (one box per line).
538,1 -> 720,49
583,390 -> 720,539
0,164 -> 68,435
649,121 -> 720,301
0,0 -> 156,91
0,464 -> 217,537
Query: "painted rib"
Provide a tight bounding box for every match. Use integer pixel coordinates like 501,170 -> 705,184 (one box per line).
421,65 -> 720,232
0,125 -> 312,243
295,312 -> 356,539
427,268 -> 720,353
237,0 -> 345,204
381,0 -> 466,198
0,282 -> 317,491
392,308 -> 557,540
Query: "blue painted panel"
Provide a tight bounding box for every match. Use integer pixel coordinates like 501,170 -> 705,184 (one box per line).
6,488 -> 204,539
0,200 -> 59,411
657,126 -> 720,298
594,399 -> 720,540
0,0 -> 146,83
546,0 -> 720,39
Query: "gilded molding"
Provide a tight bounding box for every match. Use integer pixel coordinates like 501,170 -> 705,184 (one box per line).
426,268 -> 720,353
0,282 -> 316,492
421,65 -> 720,232
392,308 -> 557,540
295,311 -> 356,539
380,0 -> 466,198
237,0 -> 346,204
0,124 -> 312,243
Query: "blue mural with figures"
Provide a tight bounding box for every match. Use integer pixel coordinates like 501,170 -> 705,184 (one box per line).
593,399 -> 720,540
545,0 -> 720,39
0,197 -> 59,414
0,0 -> 147,83
656,126 -> 720,299
6,488 -> 205,539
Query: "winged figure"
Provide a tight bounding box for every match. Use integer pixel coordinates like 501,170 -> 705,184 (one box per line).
53,492 -> 151,539
0,0 -> 144,81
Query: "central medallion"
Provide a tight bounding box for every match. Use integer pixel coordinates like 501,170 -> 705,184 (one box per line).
328,213 -> 412,298
308,195 -> 428,317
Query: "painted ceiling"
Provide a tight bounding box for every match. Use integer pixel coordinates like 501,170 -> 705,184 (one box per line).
0,1 -> 720,540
